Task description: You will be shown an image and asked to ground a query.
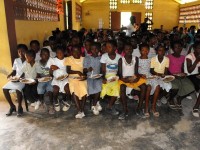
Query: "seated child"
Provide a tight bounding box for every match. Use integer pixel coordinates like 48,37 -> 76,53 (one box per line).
138,43 -> 160,118
21,50 -> 39,110
100,40 -> 121,116
168,41 -> 195,110
184,41 -> 200,117
3,44 -> 28,117
83,42 -> 102,115
30,40 -> 41,62
51,46 -> 71,112
36,48 -> 54,114
118,43 -> 146,119
65,45 -> 88,119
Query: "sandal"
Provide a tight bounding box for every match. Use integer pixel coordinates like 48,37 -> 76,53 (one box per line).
144,112 -> 150,118
176,104 -> 182,110
168,102 -> 177,110
192,109 -> 199,117
152,110 -> 160,117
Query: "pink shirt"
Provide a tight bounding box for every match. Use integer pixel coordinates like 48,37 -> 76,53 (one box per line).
168,54 -> 185,74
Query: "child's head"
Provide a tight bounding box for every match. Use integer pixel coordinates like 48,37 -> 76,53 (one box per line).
56,46 -> 65,60
84,39 -> 92,51
43,40 -> 49,47
106,40 -> 117,54
123,43 -> 133,56
117,38 -> 125,50
71,36 -> 80,46
25,50 -> 36,63
156,45 -> 166,57
30,40 -> 40,53
91,42 -> 101,57
40,48 -> 50,62
49,36 -> 56,50
148,35 -> 158,47
193,41 -> 200,55
139,43 -> 149,57
72,45 -> 82,59
17,44 -> 28,59
130,36 -> 138,49
171,41 -> 183,55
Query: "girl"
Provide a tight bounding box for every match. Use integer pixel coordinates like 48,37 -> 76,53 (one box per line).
83,39 -> 92,56
138,43 -> 160,117
148,35 -> 158,59
184,41 -> 200,117
150,45 -> 173,108
65,45 -> 88,119
131,36 -> 140,58
118,43 -> 146,119
36,48 -> 54,114
3,44 -> 27,117
51,46 -> 71,112
168,41 -> 195,109
100,40 -> 121,116
83,42 -> 102,115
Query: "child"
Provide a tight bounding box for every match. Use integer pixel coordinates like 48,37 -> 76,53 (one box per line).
131,36 -> 140,58
184,41 -> 200,117
83,42 -> 102,115
138,43 -> 160,117
36,48 -> 54,114
118,43 -> 146,119
83,39 -> 92,56
148,35 -> 158,59
21,50 -> 40,110
51,46 -> 71,112
100,40 -> 121,116
3,44 -> 28,117
168,41 -> 195,109
150,45 -> 173,108
30,40 -> 40,62
44,36 -> 56,58
65,45 -> 88,119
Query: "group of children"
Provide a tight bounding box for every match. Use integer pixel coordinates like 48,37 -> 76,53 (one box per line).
2,28 -> 200,120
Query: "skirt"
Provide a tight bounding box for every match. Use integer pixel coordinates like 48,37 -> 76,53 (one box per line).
3,81 -> 25,92
51,78 -> 69,93
87,78 -> 102,95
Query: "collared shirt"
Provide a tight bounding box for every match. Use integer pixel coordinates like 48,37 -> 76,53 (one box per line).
22,61 -> 39,79
150,55 -> 169,74
12,58 -> 25,77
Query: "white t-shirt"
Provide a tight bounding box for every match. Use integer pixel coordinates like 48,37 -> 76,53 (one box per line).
36,57 -> 54,77
12,58 -> 25,77
52,57 -> 66,72
184,52 -> 200,75
35,50 -> 41,62
148,47 -> 157,59
126,23 -> 137,37
100,53 -> 121,75
132,46 -> 140,57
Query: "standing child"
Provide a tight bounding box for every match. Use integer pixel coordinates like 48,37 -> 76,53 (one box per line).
100,40 -> 121,115
65,45 -> 88,119
51,46 -> 71,112
138,43 -> 160,117
118,43 -> 146,119
184,41 -> 200,117
83,42 -> 102,115
36,48 -> 54,114
3,44 -> 27,116
21,50 -> 40,110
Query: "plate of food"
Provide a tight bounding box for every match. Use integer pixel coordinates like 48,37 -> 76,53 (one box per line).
173,73 -> 186,77
70,76 -> 86,80
162,75 -> 175,83
38,77 -> 52,83
20,78 -> 35,84
9,76 -> 20,82
56,74 -> 68,81
89,74 -> 103,79
107,76 -> 119,83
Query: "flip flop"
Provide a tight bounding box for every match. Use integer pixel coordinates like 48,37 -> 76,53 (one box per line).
152,110 -> 160,117
192,109 -> 199,117
144,112 -> 150,118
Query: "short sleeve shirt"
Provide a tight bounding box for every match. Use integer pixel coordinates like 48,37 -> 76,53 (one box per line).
36,57 -> 54,77
151,56 -> 169,74
100,53 -> 121,75
12,58 -> 25,77
184,52 -> 200,75
168,54 -> 185,74
22,61 -> 39,79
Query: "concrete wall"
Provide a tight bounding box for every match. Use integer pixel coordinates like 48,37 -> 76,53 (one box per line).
0,0 -> 12,100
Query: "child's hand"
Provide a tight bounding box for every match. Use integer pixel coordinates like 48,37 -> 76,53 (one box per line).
79,76 -> 87,81
140,74 -> 146,79
88,67 -> 93,72
51,65 -> 59,71
7,74 -> 12,79
102,79 -> 107,84
130,77 -> 140,83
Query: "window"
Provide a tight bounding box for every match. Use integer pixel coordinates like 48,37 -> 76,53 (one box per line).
145,12 -> 153,30
120,0 -> 131,4
145,0 -> 153,9
132,0 -> 142,4
109,0 -> 118,10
